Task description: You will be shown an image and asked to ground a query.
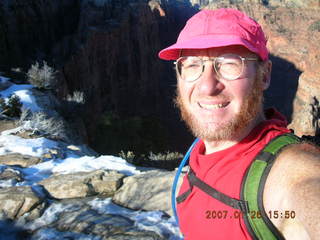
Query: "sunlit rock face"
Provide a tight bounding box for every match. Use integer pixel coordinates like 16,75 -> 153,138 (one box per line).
250,4 -> 320,136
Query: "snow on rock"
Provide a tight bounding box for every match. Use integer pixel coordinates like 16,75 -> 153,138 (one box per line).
0,135 -> 58,157
0,84 -> 42,112
51,154 -> 141,176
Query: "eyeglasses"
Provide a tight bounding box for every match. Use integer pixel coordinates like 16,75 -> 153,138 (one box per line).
174,54 -> 258,82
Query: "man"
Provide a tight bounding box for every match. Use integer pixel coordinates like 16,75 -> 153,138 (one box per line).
158,8 -> 320,240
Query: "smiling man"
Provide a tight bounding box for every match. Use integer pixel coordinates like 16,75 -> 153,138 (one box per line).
158,8 -> 320,240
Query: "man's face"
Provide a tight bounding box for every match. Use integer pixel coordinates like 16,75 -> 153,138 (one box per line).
175,46 -> 266,142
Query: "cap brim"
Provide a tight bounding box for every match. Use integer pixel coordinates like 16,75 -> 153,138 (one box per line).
158,35 -> 261,60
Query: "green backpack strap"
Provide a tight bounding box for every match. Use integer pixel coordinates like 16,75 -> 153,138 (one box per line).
240,133 -> 300,240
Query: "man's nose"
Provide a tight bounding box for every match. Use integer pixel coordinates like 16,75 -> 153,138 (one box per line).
197,63 -> 224,96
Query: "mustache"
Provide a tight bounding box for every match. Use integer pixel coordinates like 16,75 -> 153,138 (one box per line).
174,88 -> 232,105
195,95 -> 231,102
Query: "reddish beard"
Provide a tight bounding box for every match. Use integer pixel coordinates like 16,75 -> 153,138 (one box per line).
174,73 -> 264,142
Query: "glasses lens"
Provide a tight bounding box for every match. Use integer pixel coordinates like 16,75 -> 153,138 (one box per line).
176,57 -> 203,82
215,54 -> 243,80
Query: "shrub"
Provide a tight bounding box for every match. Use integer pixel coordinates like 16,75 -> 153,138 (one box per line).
0,94 -> 22,118
7,94 -> 23,117
58,91 -> 86,120
27,61 -> 57,90
148,151 -> 183,161
308,20 -> 320,32
21,111 -> 69,141
118,150 -> 183,170
18,108 -> 32,124
125,150 -> 184,170
66,91 -> 85,103
118,150 -> 135,162
277,24 -> 287,34
146,151 -> 183,169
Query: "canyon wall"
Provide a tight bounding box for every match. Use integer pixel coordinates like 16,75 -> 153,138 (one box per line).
0,0 -> 319,152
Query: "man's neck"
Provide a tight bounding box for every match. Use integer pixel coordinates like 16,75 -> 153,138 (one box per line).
203,113 -> 265,154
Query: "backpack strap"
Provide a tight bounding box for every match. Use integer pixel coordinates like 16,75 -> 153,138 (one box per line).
181,168 -> 249,213
240,133 -> 301,240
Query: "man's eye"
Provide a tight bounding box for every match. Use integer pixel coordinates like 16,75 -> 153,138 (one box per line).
183,63 -> 200,68
222,62 -> 238,68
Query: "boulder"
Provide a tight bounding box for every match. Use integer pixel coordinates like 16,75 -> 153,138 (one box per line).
288,71 -> 320,136
39,170 -> 125,199
0,167 -> 23,188
32,198 -> 165,240
41,147 -> 66,160
0,153 -> 42,167
65,144 -> 98,157
0,167 -> 23,182
113,169 -> 184,216
0,186 -> 44,219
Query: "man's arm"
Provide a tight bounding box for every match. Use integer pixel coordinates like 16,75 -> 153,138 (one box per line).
264,142 -> 320,239
286,143 -> 320,239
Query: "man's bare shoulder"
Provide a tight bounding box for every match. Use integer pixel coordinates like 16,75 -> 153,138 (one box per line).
265,142 -> 320,189
279,141 -> 320,158
276,142 -> 320,179
264,141 -> 320,239
264,141 -> 320,201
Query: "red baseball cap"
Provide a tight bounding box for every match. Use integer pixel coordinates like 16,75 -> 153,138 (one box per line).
158,8 -> 268,61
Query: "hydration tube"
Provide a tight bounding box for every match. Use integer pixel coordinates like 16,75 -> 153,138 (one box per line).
171,138 -> 199,225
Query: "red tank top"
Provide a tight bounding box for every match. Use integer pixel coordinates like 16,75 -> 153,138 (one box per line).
177,109 -> 291,240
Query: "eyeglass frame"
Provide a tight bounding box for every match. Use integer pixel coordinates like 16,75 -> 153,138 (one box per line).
174,54 -> 259,82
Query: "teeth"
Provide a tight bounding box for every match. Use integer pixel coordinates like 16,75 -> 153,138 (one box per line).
199,103 -> 225,109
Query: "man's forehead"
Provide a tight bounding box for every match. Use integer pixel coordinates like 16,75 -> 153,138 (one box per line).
181,45 -> 257,57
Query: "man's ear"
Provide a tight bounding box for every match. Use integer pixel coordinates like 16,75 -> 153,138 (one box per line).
262,60 -> 272,90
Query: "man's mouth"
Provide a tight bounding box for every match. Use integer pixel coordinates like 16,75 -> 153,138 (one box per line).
198,102 -> 229,110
